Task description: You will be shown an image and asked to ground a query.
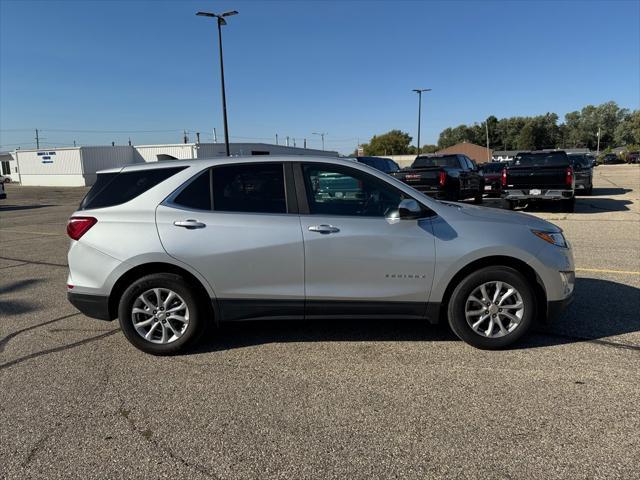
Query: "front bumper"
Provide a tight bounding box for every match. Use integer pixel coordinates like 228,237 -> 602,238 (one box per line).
502,189 -> 573,201
67,292 -> 114,320
547,293 -> 574,321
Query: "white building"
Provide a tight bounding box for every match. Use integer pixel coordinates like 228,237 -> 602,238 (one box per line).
9,142 -> 338,186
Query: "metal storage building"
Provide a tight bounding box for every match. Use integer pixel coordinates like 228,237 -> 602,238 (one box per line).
10,142 -> 338,186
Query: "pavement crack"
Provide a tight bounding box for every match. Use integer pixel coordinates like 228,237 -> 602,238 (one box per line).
0,312 -> 80,353
116,398 -> 221,480
0,328 -> 119,370
0,255 -> 67,268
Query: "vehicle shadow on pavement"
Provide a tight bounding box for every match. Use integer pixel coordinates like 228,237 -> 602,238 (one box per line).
524,277 -> 640,350
0,278 -> 44,316
189,278 -> 639,353
0,204 -> 57,212
590,187 -> 631,196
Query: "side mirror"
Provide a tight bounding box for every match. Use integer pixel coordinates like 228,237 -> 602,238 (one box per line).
398,199 -> 422,219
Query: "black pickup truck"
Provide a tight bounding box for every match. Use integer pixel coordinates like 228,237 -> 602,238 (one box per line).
501,150 -> 575,212
392,154 -> 484,203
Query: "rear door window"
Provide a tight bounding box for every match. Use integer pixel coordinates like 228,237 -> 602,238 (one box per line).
173,170 -> 212,210
80,167 -> 185,210
212,163 -> 287,214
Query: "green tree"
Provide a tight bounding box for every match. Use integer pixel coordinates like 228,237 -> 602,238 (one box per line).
362,130 -> 413,155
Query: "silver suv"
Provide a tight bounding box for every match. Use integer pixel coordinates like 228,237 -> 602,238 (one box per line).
66,157 -> 574,354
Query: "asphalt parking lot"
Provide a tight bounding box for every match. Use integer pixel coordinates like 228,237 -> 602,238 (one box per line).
1,164 -> 639,479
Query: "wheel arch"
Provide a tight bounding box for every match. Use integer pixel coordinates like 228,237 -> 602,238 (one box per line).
438,255 -> 547,324
108,262 -> 214,322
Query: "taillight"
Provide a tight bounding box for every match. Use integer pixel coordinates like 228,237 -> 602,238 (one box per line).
501,168 -> 507,187
565,166 -> 573,186
67,216 -> 97,240
438,171 -> 447,187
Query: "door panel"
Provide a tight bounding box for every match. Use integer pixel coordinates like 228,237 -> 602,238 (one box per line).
157,205 -> 304,301
301,215 -> 435,304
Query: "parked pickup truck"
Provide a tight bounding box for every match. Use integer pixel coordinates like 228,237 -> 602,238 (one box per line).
501,150 -> 575,212
392,154 -> 484,203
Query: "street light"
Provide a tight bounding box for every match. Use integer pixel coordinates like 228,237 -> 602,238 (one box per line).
312,132 -> 327,151
412,88 -> 431,154
196,10 -> 238,157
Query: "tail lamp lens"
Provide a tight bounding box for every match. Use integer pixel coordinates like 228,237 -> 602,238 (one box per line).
438,171 -> 447,187
501,168 -> 507,187
565,166 -> 574,186
67,216 -> 97,240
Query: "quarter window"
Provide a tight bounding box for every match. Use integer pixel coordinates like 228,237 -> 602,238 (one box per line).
212,163 -> 286,214
302,164 -> 406,217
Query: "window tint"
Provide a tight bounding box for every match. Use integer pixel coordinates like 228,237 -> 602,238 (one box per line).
413,155 -> 460,168
212,163 -> 286,214
513,152 -> 569,167
386,160 -> 400,172
302,164 -> 406,217
80,167 -> 186,210
173,170 -> 211,210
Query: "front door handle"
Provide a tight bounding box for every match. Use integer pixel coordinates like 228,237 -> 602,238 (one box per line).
308,224 -> 340,234
174,219 -> 206,229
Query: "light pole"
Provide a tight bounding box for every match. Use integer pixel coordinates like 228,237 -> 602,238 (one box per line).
196,10 -> 238,157
312,132 -> 326,151
412,88 -> 431,154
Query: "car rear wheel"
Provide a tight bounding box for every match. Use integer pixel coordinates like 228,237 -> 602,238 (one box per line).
118,273 -> 206,355
447,266 -> 535,349
502,199 -> 515,210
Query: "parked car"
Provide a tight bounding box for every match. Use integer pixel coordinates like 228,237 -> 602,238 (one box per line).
391,154 -> 484,203
479,162 -> 505,197
567,153 -> 594,195
602,153 -> 624,165
501,150 -> 575,212
0,180 -> 6,199
355,156 -> 400,174
66,156 -> 575,353
625,151 -> 639,164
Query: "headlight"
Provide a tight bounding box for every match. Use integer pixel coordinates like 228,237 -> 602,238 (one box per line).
531,230 -> 568,248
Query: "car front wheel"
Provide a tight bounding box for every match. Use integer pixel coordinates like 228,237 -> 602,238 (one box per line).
447,266 -> 535,349
118,273 -> 206,355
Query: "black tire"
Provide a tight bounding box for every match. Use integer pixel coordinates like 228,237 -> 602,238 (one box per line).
473,189 -> 483,204
502,199 -> 515,210
561,197 -> 576,212
118,273 -> 207,355
447,266 -> 536,349
584,185 -> 593,196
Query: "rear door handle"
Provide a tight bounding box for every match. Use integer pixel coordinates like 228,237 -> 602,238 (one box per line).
174,219 -> 206,229
308,224 -> 340,234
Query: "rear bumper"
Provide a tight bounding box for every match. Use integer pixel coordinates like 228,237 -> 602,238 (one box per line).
67,292 -> 114,320
502,189 -> 573,201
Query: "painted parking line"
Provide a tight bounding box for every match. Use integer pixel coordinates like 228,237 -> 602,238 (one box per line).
0,229 -> 64,236
576,267 -> 640,276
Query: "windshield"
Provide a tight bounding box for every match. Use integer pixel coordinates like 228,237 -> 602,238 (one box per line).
513,152 -> 569,167
413,155 -> 459,168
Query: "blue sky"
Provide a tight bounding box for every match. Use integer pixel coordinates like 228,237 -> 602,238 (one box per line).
1,0 -> 638,154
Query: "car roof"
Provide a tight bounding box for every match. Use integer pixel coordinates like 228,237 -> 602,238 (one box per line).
97,155 -> 346,174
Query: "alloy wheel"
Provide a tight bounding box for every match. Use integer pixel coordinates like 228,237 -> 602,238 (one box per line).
131,288 -> 190,344
464,281 -> 525,338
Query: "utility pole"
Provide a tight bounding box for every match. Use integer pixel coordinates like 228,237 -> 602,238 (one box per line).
312,132 -> 326,150
35,129 -> 40,149
196,10 -> 238,157
275,134 -> 279,145
196,132 -> 201,144
293,138 -> 296,148
183,130 -> 188,144
213,128 -> 218,143
73,140 -> 77,147
128,137 -> 132,146
412,88 -> 431,154
596,127 -> 601,157
286,136 -> 290,147
485,121 -> 490,161
304,138 -> 307,149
